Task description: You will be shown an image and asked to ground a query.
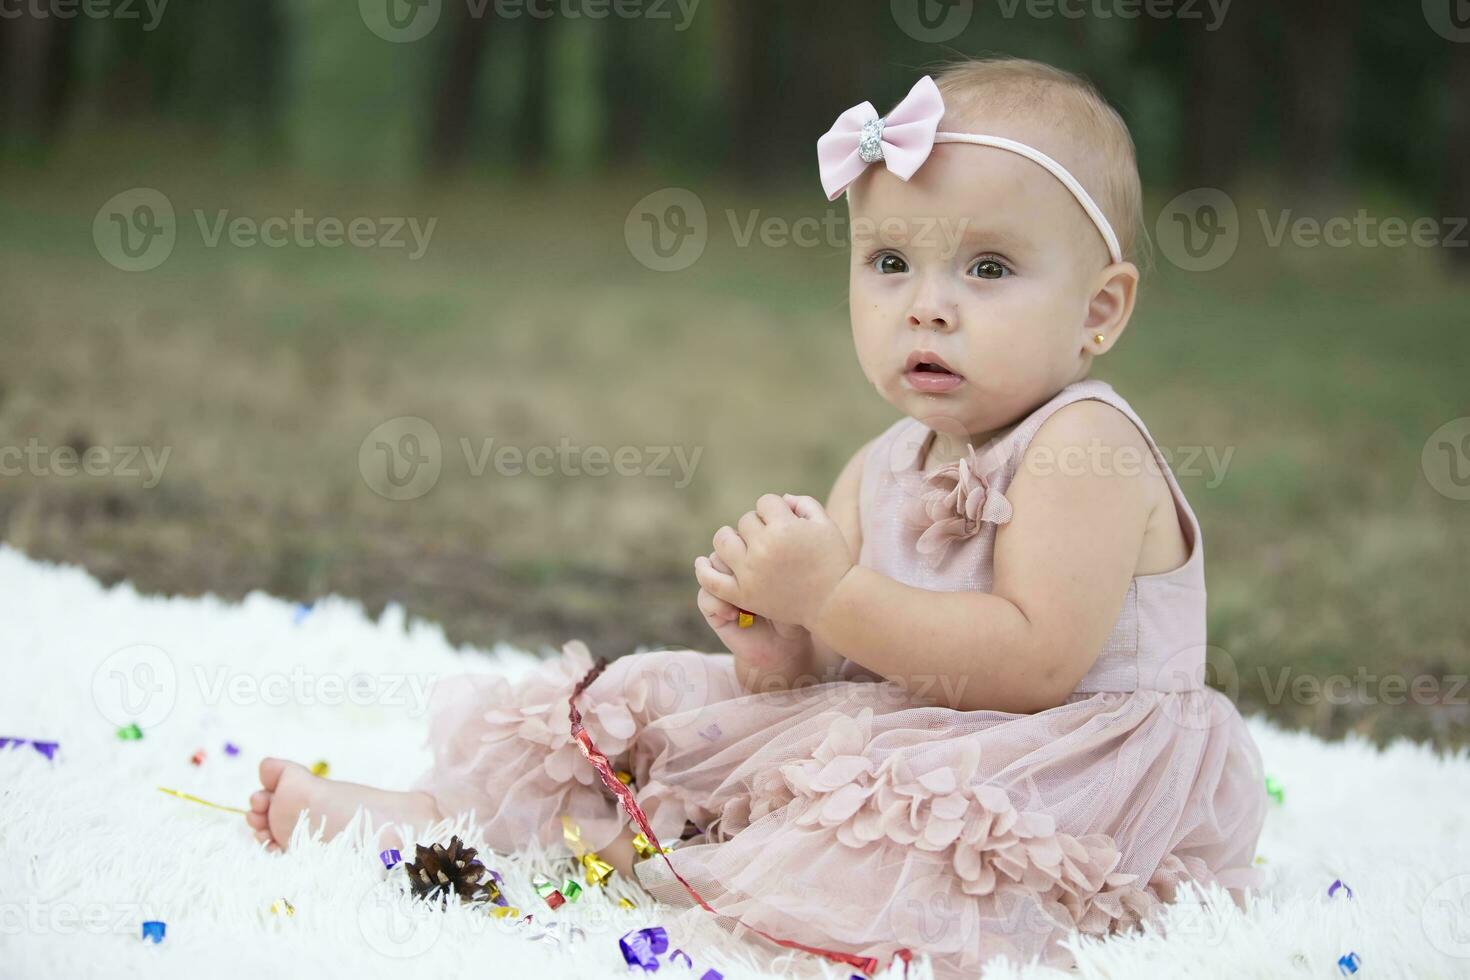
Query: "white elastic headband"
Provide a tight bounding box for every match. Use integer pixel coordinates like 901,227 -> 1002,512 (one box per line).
934,132 -> 1123,264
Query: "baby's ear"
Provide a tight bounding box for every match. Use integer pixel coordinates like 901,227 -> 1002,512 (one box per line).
1083,261 -> 1139,351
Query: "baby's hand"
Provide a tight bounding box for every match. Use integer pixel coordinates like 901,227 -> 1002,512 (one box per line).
696,550 -> 814,679
701,493 -> 854,630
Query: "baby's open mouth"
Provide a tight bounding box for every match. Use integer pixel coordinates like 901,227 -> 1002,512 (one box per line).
903,350 -> 965,392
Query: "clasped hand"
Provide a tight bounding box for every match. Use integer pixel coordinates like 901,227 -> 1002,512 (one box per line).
693,492 -> 854,629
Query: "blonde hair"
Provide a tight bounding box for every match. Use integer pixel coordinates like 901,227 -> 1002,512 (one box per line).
929,57 -> 1145,266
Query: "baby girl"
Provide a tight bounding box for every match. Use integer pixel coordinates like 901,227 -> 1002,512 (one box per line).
246,57 -> 1267,977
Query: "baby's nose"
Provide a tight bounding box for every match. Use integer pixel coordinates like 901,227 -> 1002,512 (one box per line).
906,309 -> 955,331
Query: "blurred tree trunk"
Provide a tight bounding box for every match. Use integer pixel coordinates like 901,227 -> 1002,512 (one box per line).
511,14 -> 553,174
713,0 -> 777,180
429,6 -> 491,172
0,10 -> 77,149
715,0 -> 879,182
1444,41 -> 1470,273
1281,0 -> 1361,201
1179,11 -> 1255,189
601,16 -> 642,166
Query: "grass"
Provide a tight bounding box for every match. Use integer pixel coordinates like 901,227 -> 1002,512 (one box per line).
2,157 -> 1467,752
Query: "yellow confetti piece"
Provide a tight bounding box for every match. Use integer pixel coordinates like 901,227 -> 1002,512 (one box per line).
618,897 -> 636,910
270,898 -> 294,917
582,852 -> 615,887
310,760 -> 330,777
631,832 -> 673,860
561,814 -> 588,857
489,905 -> 520,918
157,786 -> 248,815
737,611 -> 754,628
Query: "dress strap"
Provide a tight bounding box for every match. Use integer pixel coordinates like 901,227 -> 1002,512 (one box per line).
994,379 -> 1204,579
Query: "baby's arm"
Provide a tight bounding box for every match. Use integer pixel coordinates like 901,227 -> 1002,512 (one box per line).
694,438 -> 869,693
806,439 -> 869,680
807,401 -> 1156,713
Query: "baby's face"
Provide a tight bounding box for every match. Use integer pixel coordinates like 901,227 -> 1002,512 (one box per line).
847,124 -> 1112,442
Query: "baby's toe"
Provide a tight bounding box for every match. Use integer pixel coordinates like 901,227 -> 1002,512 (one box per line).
250,789 -> 271,813
246,807 -> 269,831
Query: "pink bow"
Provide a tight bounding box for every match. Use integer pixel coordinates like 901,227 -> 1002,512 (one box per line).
817,75 -> 945,202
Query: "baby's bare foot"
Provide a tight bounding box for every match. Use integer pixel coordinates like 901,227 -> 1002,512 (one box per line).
246,757 -> 441,853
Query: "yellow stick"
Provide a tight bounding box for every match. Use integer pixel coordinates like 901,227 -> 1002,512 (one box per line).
158,786 -> 249,815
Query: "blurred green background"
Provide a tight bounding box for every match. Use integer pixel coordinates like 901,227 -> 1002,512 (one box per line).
2,1 -> 1467,750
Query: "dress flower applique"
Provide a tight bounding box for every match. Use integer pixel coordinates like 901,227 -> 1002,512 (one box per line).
776,708 -> 1189,941
901,437 -> 1013,559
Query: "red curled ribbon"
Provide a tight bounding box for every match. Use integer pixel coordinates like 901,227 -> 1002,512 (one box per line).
568,656 -> 913,977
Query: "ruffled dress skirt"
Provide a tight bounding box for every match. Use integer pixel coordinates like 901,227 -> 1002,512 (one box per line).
412,640 -> 1267,978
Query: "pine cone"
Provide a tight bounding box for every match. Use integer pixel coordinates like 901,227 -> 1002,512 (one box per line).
405,836 -> 494,905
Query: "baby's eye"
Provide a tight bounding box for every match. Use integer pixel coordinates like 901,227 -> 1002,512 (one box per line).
870,252 -> 909,275
968,257 -> 1011,280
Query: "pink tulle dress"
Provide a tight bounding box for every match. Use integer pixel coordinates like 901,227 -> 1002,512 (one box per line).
411,378 -> 1268,977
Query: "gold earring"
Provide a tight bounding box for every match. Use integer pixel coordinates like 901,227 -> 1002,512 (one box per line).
1093,333 -> 1106,345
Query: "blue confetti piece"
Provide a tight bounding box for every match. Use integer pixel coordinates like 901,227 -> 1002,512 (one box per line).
292,603 -> 312,625
1337,951 -> 1361,975
141,920 -> 166,943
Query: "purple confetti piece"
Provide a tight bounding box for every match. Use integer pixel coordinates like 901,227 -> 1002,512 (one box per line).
1328,878 -> 1354,900
141,921 -> 166,943
1,738 -> 58,760
700,971 -> 723,980
379,848 -> 402,870
223,742 -> 240,756
698,723 -> 722,741
619,926 -> 669,971
669,948 -> 693,968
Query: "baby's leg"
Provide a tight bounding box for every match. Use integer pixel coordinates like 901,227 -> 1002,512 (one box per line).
245,757 -> 441,853
246,757 -> 650,890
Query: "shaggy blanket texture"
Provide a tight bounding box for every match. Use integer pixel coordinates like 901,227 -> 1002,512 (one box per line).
1,545 -> 1467,980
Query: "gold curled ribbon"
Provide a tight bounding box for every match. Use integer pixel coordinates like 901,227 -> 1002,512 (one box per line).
157,786 -> 248,815
630,832 -> 672,860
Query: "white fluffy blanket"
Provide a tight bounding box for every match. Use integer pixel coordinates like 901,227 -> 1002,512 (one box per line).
1,545 -> 1466,979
